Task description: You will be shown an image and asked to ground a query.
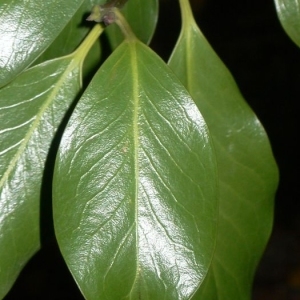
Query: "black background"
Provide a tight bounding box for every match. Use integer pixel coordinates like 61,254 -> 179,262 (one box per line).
5,0 -> 299,299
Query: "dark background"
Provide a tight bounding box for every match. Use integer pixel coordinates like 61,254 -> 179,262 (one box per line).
5,0 -> 299,299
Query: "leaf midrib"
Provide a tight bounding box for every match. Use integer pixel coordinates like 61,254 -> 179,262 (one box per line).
129,40 -> 141,298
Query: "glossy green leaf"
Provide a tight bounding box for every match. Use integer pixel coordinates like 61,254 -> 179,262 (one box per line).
168,1 -> 279,299
0,25 -> 103,298
106,0 -> 158,48
274,0 -> 300,47
35,0 -> 100,63
0,0 -> 85,87
34,0 -> 102,79
53,38 -> 218,300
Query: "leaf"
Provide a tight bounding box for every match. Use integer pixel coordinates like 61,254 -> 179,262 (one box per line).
168,1 -> 279,299
0,25 -> 103,298
53,39 -> 218,300
34,0 -> 102,79
0,0 -> 85,87
106,0 -> 159,48
274,0 -> 300,47
35,0 -> 100,63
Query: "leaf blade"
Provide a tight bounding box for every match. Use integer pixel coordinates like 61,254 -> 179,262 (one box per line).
274,0 -> 300,47
34,0 -> 98,63
0,0 -> 85,87
0,24 -> 103,297
53,40 -> 218,300
168,1 -> 279,299
0,45 -> 97,298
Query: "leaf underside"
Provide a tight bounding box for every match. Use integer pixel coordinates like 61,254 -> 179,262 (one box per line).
53,40 -> 218,300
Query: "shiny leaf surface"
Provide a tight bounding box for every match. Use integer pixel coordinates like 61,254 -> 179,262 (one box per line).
0,0 -> 84,87
168,1 -> 279,299
53,39 -> 218,300
0,25 -> 103,298
274,0 -> 300,47
33,0 -> 102,80
35,0 -> 100,65
106,0 -> 158,48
